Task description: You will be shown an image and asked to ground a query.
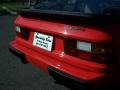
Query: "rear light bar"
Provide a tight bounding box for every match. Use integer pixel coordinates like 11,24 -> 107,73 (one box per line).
64,39 -> 114,64
15,26 -> 30,40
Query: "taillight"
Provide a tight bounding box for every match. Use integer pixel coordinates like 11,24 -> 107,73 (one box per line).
15,26 -> 22,37
15,26 -> 30,40
15,26 -> 21,33
64,39 -> 114,64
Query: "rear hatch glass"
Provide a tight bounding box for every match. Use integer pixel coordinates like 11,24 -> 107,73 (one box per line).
32,0 -> 120,15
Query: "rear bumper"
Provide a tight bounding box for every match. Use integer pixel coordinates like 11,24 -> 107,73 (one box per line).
48,66 -> 91,90
9,41 -> 113,89
9,45 -> 28,64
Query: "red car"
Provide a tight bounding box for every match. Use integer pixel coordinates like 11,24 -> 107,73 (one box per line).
9,0 -> 120,90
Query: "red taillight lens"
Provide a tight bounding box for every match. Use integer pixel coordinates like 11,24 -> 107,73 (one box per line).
64,39 -> 114,64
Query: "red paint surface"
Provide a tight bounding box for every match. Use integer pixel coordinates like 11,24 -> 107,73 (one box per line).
15,15 -> 111,42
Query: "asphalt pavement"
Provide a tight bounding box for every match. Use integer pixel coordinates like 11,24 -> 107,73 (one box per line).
0,15 -> 69,90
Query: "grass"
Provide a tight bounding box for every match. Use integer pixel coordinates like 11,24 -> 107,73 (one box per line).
0,2 -> 29,10
0,2 -> 30,15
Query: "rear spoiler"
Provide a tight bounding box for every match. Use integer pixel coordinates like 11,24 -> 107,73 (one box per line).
16,9 -> 119,27
17,9 -> 92,18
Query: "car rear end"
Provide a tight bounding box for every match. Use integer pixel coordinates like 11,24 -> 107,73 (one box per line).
9,0 -> 120,90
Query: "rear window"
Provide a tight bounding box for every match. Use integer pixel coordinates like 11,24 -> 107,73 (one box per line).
32,0 -> 120,15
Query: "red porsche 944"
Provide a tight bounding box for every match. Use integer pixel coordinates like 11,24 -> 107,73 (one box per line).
9,0 -> 120,89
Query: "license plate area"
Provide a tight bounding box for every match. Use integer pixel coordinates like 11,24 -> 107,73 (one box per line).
33,32 -> 54,52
